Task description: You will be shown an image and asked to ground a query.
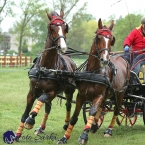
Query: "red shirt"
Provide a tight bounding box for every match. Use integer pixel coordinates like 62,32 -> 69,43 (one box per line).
124,25 -> 145,54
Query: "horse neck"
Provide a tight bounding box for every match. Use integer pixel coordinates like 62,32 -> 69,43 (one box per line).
86,43 -> 101,71
45,34 -> 54,49
41,35 -> 58,69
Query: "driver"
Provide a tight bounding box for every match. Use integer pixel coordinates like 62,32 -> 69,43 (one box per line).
123,16 -> 145,75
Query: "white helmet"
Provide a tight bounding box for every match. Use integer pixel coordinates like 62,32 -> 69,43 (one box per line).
141,16 -> 145,24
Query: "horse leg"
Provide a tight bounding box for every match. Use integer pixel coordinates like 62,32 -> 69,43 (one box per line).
14,91 -> 35,141
78,95 -> 103,145
24,93 -> 49,130
34,101 -> 52,135
57,94 -> 84,144
63,87 -> 75,130
90,108 -> 102,133
104,93 -> 124,137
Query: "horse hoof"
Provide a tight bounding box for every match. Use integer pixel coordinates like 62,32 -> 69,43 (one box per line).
104,134 -> 111,137
104,128 -> 112,137
57,137 -> 67,144
14,135 -> 20,142
34,126 -> 44,135
24,116 -> 35,130
63,124 -> 69,130
78,132 -> 88,145
90,124 -> 99,133
24,123 -> 34,130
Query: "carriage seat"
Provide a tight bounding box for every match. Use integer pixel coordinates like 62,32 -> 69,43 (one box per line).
138,65 -> 145,84
139,64 -> 145,73
129,71 -> 142,85
130,54 -> 145,84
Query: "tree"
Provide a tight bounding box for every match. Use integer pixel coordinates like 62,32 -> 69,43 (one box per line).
113,14 -> 143,51
0,0 -> 15,25
0,0 -> 14,50
22,39 -> 28,53
31,0 -> 89,55
51,0 -> 87,23
66,11 -> 97,53
10,0 -> 47,55
81,20 -> 97,52
30,9 -> 49,55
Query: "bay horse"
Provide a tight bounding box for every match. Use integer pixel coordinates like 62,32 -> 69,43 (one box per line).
57,19 -> 130,144
14,10 -> 76,141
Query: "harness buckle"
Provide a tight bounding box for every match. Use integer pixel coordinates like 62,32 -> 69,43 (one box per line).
40,67 -> 46,73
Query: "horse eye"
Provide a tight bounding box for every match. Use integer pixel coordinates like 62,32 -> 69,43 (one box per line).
50,25 -> 55,30
97,35 -> 102,40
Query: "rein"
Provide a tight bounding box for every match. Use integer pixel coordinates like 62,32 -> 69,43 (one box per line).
54,35 -> 66,42
44,46 -> 57,51
66,47 -> 100,59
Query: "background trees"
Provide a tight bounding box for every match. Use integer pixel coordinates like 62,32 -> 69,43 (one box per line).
9,0 -> 47,55
0,0 -> 14,54
0,0 -> 144,56
113,14 -> 143,51
0,0 -> 14,24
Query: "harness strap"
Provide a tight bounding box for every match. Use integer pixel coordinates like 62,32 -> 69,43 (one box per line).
59,55 -> 68,71
54,35 -> 66,42
107,57 -> 130,115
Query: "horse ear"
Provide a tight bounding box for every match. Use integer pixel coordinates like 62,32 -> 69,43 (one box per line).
98,18 -> 103,29
111,36 -> 115,46
60,9 -> 64,19
109,20 -> 114,31
46,11 -> 51,21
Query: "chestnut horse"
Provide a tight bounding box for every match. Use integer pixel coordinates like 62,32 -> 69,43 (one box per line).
57,19 -> 130,144
14,10 -> 76,141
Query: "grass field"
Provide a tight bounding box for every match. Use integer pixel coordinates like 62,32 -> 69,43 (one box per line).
1,65 -> 145,145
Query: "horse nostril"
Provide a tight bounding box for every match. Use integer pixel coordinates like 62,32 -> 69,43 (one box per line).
57,45 -> 61,49
100,58 -> 104,62
100,58 -> 109,65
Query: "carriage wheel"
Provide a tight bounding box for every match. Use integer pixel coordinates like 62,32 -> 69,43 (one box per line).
82,101 -> 104,128
143,101 -> 145,125
116,105 -> 137,126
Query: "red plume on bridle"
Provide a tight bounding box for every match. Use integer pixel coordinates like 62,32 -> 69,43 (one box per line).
46,10 -> 69,33
96,19 -> 115,45
96,28 -> 113,39
96,19 -> 114,38
46,10 -> 64,26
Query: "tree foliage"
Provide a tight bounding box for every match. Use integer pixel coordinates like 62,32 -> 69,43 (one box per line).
22,39 -> 28,53
113,14 -> 143,51
7,0 -> 145,56
66,11 -> 96,53
0,0 -> 14,50
52,0 -> 87,23
0,0 -> 14,24
10,0 -> 47,55
31,9 -> 49,55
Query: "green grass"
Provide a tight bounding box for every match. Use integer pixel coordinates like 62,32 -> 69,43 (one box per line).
1,67 -> 145,145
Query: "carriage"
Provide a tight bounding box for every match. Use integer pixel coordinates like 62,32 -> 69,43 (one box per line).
14,10 -> 145,145
82,64 -> 145,128
55,50 -> 145,129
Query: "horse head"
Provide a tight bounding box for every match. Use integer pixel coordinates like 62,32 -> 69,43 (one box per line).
46,9 -> 68,54
95,18 -> 115,66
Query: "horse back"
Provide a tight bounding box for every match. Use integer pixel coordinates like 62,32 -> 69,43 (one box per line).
61,55 -> 76,72
109,55 -> 130,90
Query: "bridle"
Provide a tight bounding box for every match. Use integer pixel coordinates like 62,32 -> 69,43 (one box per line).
48,15 -> 68,47
95,28 -> 113,59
